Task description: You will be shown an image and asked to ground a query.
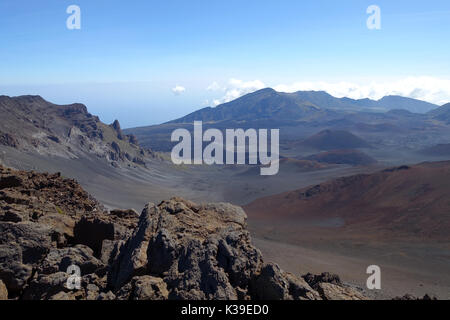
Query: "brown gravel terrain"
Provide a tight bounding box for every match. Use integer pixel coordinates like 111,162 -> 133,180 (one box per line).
244,162 -> 450,298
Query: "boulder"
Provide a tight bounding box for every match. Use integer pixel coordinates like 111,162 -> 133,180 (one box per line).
303,272 -> 367,300
128,135 -> 139,145
0,280 -> 8,300
132,276 -> 168,300
39,245 -> 105,276
22,272 -> 71,300
116,276 -> 169,300
316,282 -> 368,300
0,222 -> 52,297
100,239 -> 124,265
97,291 -> 116,300
252,263 -> 320,300
303,272 -> 341,287
252,263 -> 291,300
284,272 -> 321,300
109,198 -> 263,299
22,271 -> 107,300
73,210 -> 138,257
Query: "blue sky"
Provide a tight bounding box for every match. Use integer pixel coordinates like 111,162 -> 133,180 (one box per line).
1,0 -> 449,127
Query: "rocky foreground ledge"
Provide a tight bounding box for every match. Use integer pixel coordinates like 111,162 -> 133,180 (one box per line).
0,164 -> 369,300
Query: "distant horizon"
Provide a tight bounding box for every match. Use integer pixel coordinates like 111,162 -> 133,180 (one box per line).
2,86 -> 447,130
1,0 -> 449,127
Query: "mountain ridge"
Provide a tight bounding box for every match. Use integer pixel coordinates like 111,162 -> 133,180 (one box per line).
0,95 -> 152,168
125,88 -> 443,152
167,88 -> 326,124
428,103 -> 450,123
167,89 -> 438,124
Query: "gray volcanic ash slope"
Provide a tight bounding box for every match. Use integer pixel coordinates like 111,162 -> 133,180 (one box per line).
0,95 -> 189,210
0,95 -> 151,168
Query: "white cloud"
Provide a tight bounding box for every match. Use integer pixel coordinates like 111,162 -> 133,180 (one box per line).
210,79 -> 266,106
208,77 -> 450,107
206,81 -> 221,91
172,85 -> 186,95
274,77 -> 450,105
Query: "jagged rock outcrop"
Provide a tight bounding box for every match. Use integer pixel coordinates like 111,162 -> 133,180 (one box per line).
110,120 -> 124,140
0,165 -> 103,248
0,95 -> 153,168
109,198 -> 265,299
0,165 -> 108,299
107,197 -> 365,300
0,165 -> 371,300
0,165 -> 127,300
0,132 -> 19,148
